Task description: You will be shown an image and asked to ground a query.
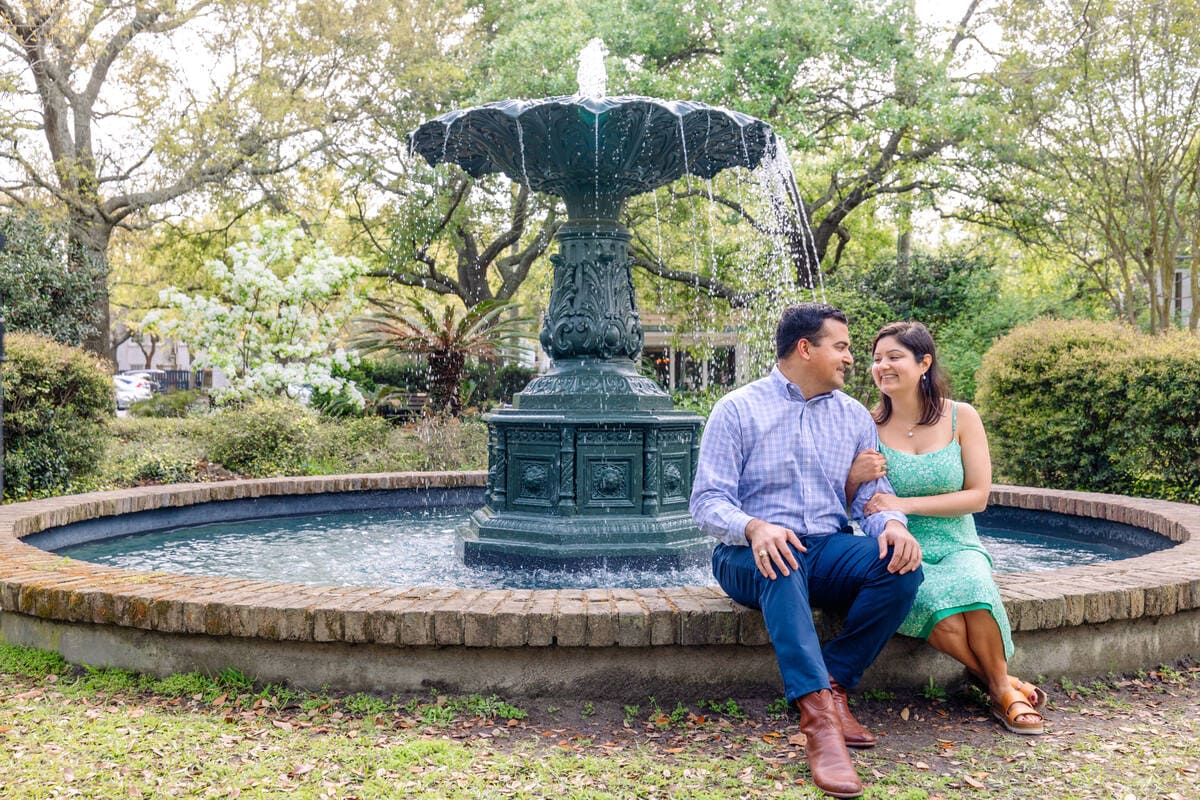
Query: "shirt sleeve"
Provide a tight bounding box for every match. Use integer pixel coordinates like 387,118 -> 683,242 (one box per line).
689,398 -> 755,547
848,409 -> 908,538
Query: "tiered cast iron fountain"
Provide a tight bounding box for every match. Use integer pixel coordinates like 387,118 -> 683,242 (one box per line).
410,41 -> 779,569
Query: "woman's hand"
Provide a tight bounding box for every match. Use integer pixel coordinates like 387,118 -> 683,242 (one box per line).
849,449 -> 888,484
865,492 -> 908,515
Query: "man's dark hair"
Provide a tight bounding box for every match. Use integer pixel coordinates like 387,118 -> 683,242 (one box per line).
775,303 -> 848,359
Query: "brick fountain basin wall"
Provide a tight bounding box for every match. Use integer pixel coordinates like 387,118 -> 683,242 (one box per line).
1,472 -> 1197,699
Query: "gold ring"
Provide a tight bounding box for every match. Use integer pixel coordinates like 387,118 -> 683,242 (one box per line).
757,549 -> 768,559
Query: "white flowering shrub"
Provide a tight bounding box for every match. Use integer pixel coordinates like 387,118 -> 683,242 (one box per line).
141,220 -> 366,406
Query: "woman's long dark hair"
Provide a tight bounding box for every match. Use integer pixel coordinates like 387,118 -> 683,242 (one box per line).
871,321 -> 951,427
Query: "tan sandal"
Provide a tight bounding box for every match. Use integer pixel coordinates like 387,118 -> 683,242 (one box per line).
1011,677 -> 1048,712
990,687 -> 1044,735
964,669 -> 1047,711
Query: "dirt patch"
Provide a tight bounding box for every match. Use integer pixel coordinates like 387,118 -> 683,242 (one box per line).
459,662 -> 1200,796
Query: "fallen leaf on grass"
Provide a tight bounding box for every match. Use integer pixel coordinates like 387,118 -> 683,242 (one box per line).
962,775 -> 986,789
914,761 -> 930,770
900,707 -> 910,721
787,733 -> 806,747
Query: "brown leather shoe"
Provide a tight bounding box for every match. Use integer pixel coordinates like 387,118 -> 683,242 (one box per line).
828,677 -> 877,748
795,690 -> 863,799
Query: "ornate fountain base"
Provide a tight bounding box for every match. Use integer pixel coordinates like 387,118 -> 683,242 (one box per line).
458,359 -> 711,570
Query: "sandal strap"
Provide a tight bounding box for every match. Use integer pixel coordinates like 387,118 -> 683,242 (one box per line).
996,688 -> 1043,720
1004,699 -> 1042,719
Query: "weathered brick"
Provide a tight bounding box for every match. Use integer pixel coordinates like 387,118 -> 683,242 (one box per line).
460,592 -> 504,647
362,594 -> 419,645
525,596 -> 557,647
584,592 -> 618,647
633,590 -> 679,646
1142,580 -> 1179,616
554,591 -> 587,647
614,596 -> 649,647
734,604 -> 769,646
492,593 -> 533,648
338,592 -> 399,644
672,590 -> 718,646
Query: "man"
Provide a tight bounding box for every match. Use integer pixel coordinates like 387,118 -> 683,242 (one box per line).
689,302 -> 923,799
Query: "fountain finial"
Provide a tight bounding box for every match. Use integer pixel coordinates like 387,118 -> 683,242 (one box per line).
577,38 -> 608,98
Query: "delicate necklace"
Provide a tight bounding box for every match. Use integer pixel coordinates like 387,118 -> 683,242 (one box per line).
906,420 -> 919,438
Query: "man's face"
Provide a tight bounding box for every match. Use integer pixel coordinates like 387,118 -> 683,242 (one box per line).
803,319 -> 854,392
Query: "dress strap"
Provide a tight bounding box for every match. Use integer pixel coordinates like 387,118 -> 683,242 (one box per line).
951,402 -> 958,433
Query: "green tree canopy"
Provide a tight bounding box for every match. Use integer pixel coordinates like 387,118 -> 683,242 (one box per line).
347,0 -> 1002,324
0,0 -> 380,356
985,0 -> 1200,332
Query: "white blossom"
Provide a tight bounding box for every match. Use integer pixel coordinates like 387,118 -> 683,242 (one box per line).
141,221 -> 367,407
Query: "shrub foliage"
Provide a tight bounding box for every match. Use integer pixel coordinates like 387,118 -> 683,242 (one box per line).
204,399 -> 319,478
2,333 -> 112,499
976,320 -> 1200,502
0,211 -> 105,346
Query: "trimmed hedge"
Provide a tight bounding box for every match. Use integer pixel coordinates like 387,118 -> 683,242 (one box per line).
976,319 -> 1200,502
2,333 -> 113,499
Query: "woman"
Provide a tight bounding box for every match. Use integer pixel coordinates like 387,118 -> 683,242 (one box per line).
848,321 -> 1046,735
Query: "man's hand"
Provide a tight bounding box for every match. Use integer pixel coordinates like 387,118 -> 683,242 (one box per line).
877,520 -> 922,574
745,519 -> 806,579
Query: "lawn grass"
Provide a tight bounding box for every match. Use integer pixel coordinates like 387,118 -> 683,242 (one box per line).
1,643 -> 1197,799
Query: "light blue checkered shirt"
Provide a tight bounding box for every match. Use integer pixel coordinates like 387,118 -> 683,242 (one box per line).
690,366 -> 908,547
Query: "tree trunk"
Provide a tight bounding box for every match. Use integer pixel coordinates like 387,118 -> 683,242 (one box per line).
896,197 -> 913,274
428,350 -> 466,417
69,212 -> 113,362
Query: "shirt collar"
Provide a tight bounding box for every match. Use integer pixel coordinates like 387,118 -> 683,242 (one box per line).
769,365 -> 834,404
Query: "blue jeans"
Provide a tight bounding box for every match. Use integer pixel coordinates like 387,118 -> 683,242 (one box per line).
713,534 -> 922,702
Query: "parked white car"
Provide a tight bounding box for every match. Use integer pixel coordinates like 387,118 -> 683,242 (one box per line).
120,369 -> 166,393
113,374 -> 153,410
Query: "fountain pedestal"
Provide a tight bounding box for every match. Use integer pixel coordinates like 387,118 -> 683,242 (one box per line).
458,220 -> 709,569
460,401 -> 706,569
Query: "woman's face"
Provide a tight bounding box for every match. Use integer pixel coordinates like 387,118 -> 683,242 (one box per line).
871,335 -> 930,397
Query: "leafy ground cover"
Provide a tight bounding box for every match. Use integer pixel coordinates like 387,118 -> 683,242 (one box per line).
1,645 -> 1196,799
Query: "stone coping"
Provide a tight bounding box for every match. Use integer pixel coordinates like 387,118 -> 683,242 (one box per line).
0,474 -> 1197,651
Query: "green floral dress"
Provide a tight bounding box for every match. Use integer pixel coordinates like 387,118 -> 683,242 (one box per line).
880,406 -> 1014,657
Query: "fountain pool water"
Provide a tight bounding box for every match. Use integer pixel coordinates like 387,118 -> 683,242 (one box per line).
47,502 -> 1171,589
